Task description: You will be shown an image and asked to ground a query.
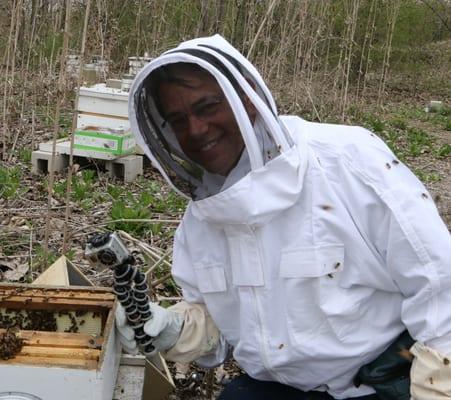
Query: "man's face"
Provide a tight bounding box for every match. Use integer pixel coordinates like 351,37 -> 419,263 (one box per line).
158,72 -> 255,176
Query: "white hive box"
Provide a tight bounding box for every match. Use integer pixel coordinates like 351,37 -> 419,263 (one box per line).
77,84 -> 130,131
128,56 -> 152,76
0,284 -> 120,400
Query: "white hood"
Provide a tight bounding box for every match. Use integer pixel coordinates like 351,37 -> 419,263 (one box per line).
129,34 -> 308,225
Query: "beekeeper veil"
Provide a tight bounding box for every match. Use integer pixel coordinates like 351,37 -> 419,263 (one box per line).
129,34 -> 294,200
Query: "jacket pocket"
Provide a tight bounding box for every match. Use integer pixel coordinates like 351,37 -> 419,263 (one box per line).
280,244 -> 362,343
193,264 -> 227,294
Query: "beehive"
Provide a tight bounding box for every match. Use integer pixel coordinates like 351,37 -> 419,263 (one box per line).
0,284 -> 120,400
77,84 -> 130,132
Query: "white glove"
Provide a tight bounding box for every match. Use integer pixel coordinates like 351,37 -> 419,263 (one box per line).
115,302 -> 184,356
410,342 -> 451,399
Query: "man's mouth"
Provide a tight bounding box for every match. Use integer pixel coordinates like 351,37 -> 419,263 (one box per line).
198,137 -> 221,153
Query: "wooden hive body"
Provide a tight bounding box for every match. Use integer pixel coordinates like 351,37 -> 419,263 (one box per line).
0,284 -> 120,400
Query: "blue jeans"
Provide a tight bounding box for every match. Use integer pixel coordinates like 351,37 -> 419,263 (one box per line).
218,375 -> 379,400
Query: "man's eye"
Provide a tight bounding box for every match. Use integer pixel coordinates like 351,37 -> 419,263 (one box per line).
197,101 -> 221,117
167,115 -> 186,127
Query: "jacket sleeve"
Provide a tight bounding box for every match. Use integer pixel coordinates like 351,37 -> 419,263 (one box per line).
338,132 -> 451,397
162,222 -> 230,367
339,131 -> 451,350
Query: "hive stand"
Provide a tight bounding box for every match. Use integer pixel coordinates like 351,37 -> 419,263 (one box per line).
31,149 -> 69,174
31,140 -> 143,183
104,154 -> 143,183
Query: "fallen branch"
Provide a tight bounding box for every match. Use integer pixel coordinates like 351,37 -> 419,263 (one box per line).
151,272 -> 172,288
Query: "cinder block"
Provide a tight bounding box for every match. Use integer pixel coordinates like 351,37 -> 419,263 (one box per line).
105,154 -> 143,182
31,150 -> 69,174
33,147 -> 143,182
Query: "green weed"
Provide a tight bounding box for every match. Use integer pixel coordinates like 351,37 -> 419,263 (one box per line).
414,169 -> 441,183
33,245 -> 59,272
389,118 -> 407,131
0,234 -> 29,256
109,192 -> 152,235
65,249 -> 76,260
357,113 -> 385,134
143,180 -> 187,214
0,166 -> 22,199
436,144 -> 451,158
377,129 -> 405,160
107,179 -> 186,236
54,169 -> 96,203
437,106 -> 451,116
107,184 -> 124,200
18,148 -> 32,163
406,127 -> 433,156
398,106 -> 451,130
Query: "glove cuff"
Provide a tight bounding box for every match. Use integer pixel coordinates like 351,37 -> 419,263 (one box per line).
163,302 -> 220,363
411,342 -> 451,399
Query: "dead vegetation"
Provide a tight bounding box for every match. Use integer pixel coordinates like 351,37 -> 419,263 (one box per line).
0,1 -> 450,398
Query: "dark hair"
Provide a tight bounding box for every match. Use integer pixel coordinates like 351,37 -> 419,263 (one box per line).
144,63 -> 216,116
143,46 -> 250,114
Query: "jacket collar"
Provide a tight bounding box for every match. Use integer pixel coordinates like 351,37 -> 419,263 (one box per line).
189,121 -> 308,226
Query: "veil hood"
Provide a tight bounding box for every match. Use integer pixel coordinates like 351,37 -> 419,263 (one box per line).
129,34 -> 308,224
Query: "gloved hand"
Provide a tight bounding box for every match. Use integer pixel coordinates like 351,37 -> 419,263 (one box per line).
410,342 -> 451,399
115,302 -> 184,356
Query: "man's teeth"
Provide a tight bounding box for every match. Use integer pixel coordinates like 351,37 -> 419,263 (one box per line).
200,139 -> 219,152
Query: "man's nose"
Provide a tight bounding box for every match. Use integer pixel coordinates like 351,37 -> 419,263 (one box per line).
187,114 -> 208,138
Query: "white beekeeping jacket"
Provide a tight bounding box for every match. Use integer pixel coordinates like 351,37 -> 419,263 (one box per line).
129,35 -> 451,398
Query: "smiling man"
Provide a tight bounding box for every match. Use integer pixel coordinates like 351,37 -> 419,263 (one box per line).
117,35 -> 451,400
155,63 -> 253,177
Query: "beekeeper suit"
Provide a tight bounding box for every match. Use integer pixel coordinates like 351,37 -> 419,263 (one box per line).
116,35 -> 451,399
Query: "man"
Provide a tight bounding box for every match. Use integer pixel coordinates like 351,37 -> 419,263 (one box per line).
116,35 -> 451,399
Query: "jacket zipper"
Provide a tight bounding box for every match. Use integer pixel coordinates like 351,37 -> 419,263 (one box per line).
250,225 -> 282,383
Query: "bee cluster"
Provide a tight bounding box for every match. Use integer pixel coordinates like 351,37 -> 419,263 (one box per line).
0,328 -> 24,360
58,310 -> 91,333
0,309 -> 58,332
0,309 -> 100,334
